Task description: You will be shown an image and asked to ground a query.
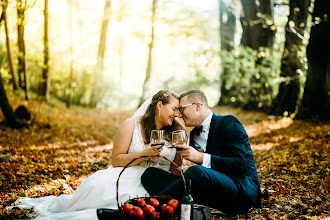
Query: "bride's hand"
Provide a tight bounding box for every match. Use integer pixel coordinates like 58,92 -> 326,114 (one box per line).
143,143 -> 163,158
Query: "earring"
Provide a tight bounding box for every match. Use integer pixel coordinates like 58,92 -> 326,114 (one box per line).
159,109 -> 160,118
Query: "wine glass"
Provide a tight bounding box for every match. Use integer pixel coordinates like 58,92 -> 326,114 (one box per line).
150,130 -> 165,167
172,130 -> 189,171
150,130 -> 165,146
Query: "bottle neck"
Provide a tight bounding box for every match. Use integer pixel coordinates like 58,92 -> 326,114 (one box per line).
185,179 -> 191,195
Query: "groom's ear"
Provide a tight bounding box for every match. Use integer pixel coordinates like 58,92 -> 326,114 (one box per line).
196,102 -> 202,111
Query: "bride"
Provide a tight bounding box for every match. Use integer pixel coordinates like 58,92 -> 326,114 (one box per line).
13,90 -> 184,219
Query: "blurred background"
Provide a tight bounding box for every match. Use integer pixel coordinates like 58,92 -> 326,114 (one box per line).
0,0 -> 328,120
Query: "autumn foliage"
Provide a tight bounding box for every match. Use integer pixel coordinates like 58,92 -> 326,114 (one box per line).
0,99 -> 329,219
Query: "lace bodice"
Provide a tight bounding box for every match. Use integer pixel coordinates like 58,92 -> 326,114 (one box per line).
128,117 -> 176,171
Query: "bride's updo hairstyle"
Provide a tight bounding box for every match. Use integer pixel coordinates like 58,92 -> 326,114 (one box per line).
141,90 -> 179,144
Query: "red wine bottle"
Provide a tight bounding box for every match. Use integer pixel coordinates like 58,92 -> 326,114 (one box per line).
181,179 -> 193,220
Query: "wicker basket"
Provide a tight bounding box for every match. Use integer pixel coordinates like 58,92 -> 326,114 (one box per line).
116,155 -> 186,219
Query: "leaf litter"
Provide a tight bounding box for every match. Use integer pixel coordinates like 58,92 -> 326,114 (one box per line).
0,101 -> 329,219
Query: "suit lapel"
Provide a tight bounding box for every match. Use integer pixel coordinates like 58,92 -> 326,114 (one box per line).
205,113 -> 217,153
189,127 -> 198,147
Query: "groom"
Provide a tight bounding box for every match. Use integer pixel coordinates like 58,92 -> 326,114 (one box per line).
141,89 -> 261,214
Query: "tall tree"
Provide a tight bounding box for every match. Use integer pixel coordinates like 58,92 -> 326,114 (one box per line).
118,36 -> 123,90
66,0 -> 74,108
240,0 -> 275,49
118,2 -> 125,92
296,0 -> 330,121
139,0 -> 157,106
217,0 -> 237,105
2,1 -> 19,90
240,0 -> 276,109
90,0 -> 111,107
0,72 -> 26,128
97,0 -> 111,72
270,0 -> 311,116
41,0 -> 50,100
16,0 -> 28,100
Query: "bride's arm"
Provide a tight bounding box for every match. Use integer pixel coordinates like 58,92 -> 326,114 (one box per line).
111,118 -> 160,167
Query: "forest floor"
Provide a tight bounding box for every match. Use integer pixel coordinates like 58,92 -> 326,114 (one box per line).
0,97 -> 329,219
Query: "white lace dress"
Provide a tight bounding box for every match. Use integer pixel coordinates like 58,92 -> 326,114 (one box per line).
13,117 -> 176,219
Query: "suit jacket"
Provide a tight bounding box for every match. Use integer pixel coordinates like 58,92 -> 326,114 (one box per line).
190,113 -> 261,207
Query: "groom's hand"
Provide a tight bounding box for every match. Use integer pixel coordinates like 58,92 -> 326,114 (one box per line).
176,145 -> 203,164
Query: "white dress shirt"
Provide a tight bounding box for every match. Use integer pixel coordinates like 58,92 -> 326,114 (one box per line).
193,112 -> 213,168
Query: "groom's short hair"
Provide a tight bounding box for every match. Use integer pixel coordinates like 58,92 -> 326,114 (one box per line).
179,89 -> 209,107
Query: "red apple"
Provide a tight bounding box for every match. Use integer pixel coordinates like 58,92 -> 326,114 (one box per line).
122,203 -> 134,214
161,204 -> 174,218
151,211 -> 161,219
160,204 -> 167,213
148,198 -> 160,208
135,198 -> 146,207
129,206 -> 144,219
143,204 -> 155,216
168,199 -> 179,210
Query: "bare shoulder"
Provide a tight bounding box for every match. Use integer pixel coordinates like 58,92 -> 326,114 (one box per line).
122,117 -> 135,128
116,117 -> 135,136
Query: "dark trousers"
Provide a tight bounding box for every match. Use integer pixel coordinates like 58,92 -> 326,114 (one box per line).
141,165 -> 253,214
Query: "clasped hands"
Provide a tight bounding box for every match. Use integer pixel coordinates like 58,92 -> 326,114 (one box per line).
142,142 -> 204,164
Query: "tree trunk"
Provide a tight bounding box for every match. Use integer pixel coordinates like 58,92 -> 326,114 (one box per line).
41,0 -> 50,100
118,2 -> 125,93
97,0 -> 111,71
139,0 -> 157,107
240,0 -> 275,49
90,0 -> 111,107
295,0 -> 330,121
118,37 -> 123,89
240,0 -> 276,110
2,2 -> 19,90
218,0 -> 237,105
17,0 -> 28,100
270,0 -> 310,116
66,0 -> 74,108
0,72 -> 26,128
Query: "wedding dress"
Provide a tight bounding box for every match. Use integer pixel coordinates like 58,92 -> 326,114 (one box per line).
13,116 -> 176,219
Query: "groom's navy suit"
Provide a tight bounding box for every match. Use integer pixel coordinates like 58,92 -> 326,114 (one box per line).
142,114 -> 261,213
